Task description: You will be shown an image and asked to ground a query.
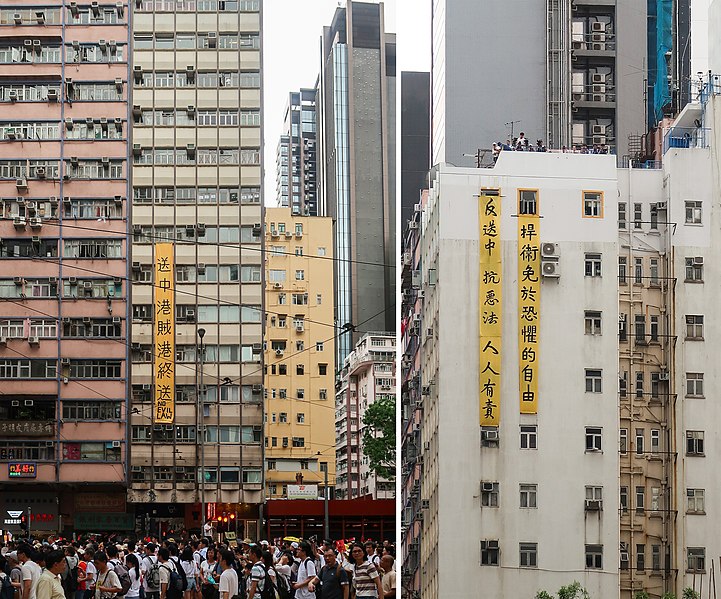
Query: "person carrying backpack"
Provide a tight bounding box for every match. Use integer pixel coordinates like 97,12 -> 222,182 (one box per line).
106,547 -> 131,599
62,547 -> 80,599
246,546 -> 271,599
291,543 -> 315,599
157,549 -> 183,599
141,545 -> 161,599
93,553 -> 122,599
307,551 -> 347,599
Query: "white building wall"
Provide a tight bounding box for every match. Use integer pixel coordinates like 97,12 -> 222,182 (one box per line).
667,95 -> 720,594
430,154 -> 620,598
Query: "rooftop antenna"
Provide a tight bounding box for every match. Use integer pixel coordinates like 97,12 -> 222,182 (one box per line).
505,120 -> 521,141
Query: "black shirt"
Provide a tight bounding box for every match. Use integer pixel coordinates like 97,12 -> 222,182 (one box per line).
318,565 -> 348,599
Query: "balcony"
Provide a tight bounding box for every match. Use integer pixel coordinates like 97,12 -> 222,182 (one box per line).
663,126 -> 710,154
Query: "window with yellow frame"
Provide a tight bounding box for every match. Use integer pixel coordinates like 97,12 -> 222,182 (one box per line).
583,190 -> 604,218
518,189 -> 538,215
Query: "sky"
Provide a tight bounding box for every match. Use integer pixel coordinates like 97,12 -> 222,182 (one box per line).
262,0 -> 432,203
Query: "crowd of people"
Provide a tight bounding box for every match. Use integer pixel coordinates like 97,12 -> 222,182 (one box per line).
0,535 -> 396,599
492,131 -> 611,162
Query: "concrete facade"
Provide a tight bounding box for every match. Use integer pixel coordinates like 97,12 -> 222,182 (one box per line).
335,332 -> 395,501
127,0 -> 264,537
263,207 -> 335,500
318,1 -> 396,365
275,89 -> 318,216
0,0 -> 131,532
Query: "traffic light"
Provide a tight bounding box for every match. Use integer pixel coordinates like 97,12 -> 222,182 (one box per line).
19,515 -> 27,534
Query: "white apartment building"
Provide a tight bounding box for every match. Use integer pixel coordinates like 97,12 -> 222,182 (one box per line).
406,79 -> 721,599
414,154 -> 620,598
335,332 -> 396,500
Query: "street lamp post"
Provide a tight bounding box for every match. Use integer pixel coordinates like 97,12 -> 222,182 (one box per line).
197,328 -> 206,537
323,463 -> 329,541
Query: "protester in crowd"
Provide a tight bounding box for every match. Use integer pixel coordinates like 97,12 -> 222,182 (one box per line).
93,553 -> 122,599
36,551 -> 66,599
347,544 -> 382,599
216,552 -> 236,599
308,550 -> 348,599
17,545 -> 42,599
123,555 -> 140,599
379,557 -> 394,599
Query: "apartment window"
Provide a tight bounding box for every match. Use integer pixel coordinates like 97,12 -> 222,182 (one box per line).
651,487 -> 660,512
316,342 -> 324,352
650,315 -> 659,342
685,201 -> 702,224
279,412 -> 287,423
585,427 -> 602,452
618,202 -> 627,229
585,545 -> 603,569
688,547 -> 706,573
636,486 -> 645,514
687,488 -> 705,514
651,429 -> 660,454
584,311 -> 602,335
634,258 -> 643,284
635,371 -> 644,398
686,315 -> 704,340
480,482 -> 499,507
636,544 -> 645,572
650,373 -> 660,399
620,371 -> 627,397
520,425 -> 537,449
585,369 -> 602,393
292,437 -> 304,447
685,257 -> 704,282
649,258 -> 659,285
585,253 -> 602,277
652,545 -> 661,571
634,315 -> 646,343
635,429 -> 645,455
686,373 -> 704,397
317,247 -> 326,256
519,543 -> 537,568
267,460 -> 276,470
519,483 -> 537,508
619,428 -> 628,454
650,204 -> 659,230
585,486 -> 603,508
296,413 -> 305,424
618,257 -> 627,284
583,191 -> 603,217
633,203 -> 642,228
619,316 -> 627,342
686,430 -> 705,456
620,486 -> 628,513
319,389 -> 328,400
480,540 -> 499,566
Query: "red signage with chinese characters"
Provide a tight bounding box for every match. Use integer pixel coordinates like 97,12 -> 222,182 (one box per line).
8,463 -> 36,478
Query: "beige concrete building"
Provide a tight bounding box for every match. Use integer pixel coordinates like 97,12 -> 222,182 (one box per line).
335,332 -> 395,500
263,207 -> 335,499
127,0 -> 264,537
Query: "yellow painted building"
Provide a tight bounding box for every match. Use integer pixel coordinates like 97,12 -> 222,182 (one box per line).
264,208 -> 336,499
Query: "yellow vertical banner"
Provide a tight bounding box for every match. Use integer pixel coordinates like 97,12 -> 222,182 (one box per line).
518,209 -> 540,414
153,242 -> 175,423
479,191 -> 502,426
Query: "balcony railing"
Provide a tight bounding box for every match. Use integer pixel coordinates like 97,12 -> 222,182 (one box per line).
663,127 -> 710,154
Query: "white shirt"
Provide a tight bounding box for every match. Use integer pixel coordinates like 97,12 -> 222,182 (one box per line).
126,568 -> 141,599
199,561 -> 218,583
85,561 -> 98,589
294,560 -> 316,599
140,555 -> 157,591
218,568 -> 238,599
22,560 -> 43,599
180,560 -> 197,580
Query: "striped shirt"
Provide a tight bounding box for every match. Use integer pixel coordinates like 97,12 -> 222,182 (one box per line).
351,561 -> 380,598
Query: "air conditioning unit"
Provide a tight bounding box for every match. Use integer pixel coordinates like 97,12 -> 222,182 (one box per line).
571,40 -> 584,50
83,281 -> 93,289
421,500 -> 430,509
196,223 -> 206,237
585,499 -> 602,511
28,336 -> 40,346
29,218 -> 42,228
207,32 -> 217,47
132,144 -> 142,157
273,282 -> 282,289
197,263 -> 206,275
13,276 -> 23,285
252,343 -> 262,352
591,21 -> 605,32
655,201 -> 667,211
481,429 -> 499,442
541,242 -> 559,259
409,221 -> 419,230
112,316 -> 121,323
16,179 -> 27,190
593,136 -> 607,145
275,349 -> 284,356
0,337 -> 6,346
13,13 -> 22,24
481,482 -> 495,493
47,89 -> 58,102
8,90 -> 17,102
658,372 -> 670,381
112,441 -> 121,448
13,217 -> 26,228
542,261 -> 561,278
252,384 -> 263,393
694,256 -> 704,265
422,385 -> 431,396
592,73 -> 606,84
424,442 -> 431,451
69,277 -> 77,285
592,125 -> 605,136
186,309 -> 195,322
285,231 -> 293,238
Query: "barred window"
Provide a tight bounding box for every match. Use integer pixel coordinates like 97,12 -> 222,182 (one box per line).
69,360 -> 122,378
62,401 -> 122,420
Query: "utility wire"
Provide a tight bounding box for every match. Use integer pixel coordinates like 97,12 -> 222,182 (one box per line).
1,216 -> 396,270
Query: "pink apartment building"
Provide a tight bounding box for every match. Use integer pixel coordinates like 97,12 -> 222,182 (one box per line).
0,0 -> 130,535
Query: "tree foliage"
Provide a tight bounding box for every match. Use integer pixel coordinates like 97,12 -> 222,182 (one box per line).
361,395 -> 396,480
536,582 -> 590,599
